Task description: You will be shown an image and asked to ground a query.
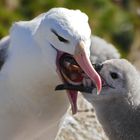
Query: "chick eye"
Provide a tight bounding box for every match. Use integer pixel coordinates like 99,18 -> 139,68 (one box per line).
110,72 -> 119,79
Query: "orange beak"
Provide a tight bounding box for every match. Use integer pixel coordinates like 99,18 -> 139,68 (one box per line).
74,41 -> 102,94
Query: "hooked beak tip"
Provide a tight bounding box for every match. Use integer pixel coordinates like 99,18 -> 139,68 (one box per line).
96,83 -> 102,95
74,41 -> 102,94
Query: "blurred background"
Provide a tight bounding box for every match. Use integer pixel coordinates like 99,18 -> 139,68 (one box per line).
0,0 -> 140,58
0,0 -> 140,140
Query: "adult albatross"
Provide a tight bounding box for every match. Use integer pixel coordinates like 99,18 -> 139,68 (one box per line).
0,8 -> 101,140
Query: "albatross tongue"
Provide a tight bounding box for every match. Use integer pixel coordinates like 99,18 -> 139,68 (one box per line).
67,90 -> 78,114
56,52 -> 80,114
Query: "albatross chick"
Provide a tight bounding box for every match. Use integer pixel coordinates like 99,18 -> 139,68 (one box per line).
83,59 -> 140,140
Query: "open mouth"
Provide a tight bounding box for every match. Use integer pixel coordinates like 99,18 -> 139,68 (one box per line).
56,55 -> 115,107
59,53 -> 84,85
56,53 -> 95,114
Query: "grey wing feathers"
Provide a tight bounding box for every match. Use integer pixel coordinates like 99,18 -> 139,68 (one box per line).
90,36 -> 120,64
0,36 -> 10,69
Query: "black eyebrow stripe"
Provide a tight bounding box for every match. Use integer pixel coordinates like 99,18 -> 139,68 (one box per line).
51,29 -> 69,43
51,29 -> 59,37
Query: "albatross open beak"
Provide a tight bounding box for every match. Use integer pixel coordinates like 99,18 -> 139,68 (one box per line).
74,41 -> 102,94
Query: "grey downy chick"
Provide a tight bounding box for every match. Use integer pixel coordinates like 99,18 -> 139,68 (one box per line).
90,36 -> 120,64
82,59 -> 140,140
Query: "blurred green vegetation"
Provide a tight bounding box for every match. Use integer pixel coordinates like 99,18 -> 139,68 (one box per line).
0,0 -> 140,57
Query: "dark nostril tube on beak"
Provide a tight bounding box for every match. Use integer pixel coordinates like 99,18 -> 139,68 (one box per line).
93,63 -> 103,72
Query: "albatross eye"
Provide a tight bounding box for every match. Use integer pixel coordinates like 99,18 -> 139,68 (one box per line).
51,29 -> 69,43
57,35 -> 69,43
110,72 -> 119,80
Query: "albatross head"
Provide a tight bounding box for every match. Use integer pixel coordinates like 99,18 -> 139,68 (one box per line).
33,8 -> 102,114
